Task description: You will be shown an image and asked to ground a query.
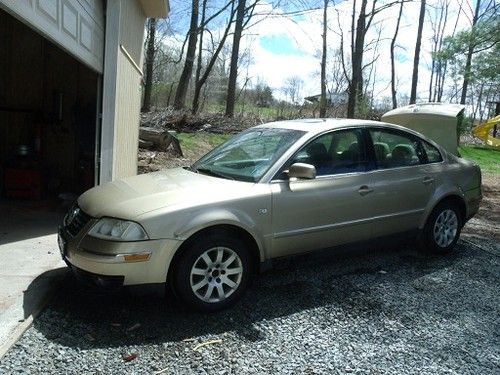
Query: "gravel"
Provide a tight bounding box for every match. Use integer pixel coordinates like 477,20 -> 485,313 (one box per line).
1,237 -> 499,374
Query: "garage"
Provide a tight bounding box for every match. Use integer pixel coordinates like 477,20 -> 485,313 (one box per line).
0,8 -> 100,200
0,0 -> 169,283
0,0 -> 169,206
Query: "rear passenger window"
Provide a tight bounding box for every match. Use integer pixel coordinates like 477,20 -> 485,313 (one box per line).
369,129 -> 425,169
422,141 -> 443,163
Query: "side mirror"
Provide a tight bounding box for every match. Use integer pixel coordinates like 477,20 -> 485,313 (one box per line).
287,163 -> 316,180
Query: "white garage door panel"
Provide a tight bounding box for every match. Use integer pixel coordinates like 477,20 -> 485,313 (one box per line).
0,0 -> 104,73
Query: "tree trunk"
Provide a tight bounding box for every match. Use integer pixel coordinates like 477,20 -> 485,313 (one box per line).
438,0 -> 463,102
493,102 -> 499,137
390,0 -> 404,109
192,0 -> 207,114
142,18 -> 157,112
409,0 -> 426,104
173,0 -> 199,110
225,0 -> 246,118
192,2 -> 235,114
319,0 -> 328,117
429,0 -> 450,102
347,0 -> 368,118
460,0 -> 481,105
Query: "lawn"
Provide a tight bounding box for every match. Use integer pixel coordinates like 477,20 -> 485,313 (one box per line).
176,132 -> 230,154
459,145 -> 500,174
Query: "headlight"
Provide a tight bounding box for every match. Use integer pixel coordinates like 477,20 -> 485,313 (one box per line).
88,218 -> 149,241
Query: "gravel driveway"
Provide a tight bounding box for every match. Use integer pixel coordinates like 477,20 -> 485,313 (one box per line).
1,236 -> 499,374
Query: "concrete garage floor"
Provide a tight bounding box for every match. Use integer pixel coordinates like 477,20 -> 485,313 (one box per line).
0,200 -> 67,357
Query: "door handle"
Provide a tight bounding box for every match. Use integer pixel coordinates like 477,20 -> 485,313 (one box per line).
358,185 -> 374,196
423,177 -> 435,185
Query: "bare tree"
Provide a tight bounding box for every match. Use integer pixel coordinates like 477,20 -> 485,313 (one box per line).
327,47 -> 349,95
142,18 -> 157,112
283,76 -> 304,104
225,0 -> 247,117
346,0 -> 402,117
173,0 -> 200,109
192,3 -> 237,114
460,0 -> 481,105
319,0 -> 328,117
435,0 -> 463,102
390,0 -> 404,108
225,0 -> 259,117
193,0 -> 208,110
428,0 -> 451,102
409,0 -> 426,104
364,25 -> 383,109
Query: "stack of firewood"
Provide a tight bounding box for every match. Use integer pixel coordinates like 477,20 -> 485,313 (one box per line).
139,127 -> 183,157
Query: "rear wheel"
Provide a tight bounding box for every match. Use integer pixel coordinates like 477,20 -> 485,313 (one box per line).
173,233 -> 251,312
422,201 -> 462,253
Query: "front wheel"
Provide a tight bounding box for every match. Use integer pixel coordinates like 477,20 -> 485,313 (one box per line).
421,202 -> 462,253
173,233 -> 251,312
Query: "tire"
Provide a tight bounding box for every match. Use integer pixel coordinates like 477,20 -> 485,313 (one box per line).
421,201 -> 463,254
173,232 -> 252,312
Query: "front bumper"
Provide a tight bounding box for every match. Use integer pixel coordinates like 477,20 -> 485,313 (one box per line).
58,226 -> 182,286
71,265 -> 125,288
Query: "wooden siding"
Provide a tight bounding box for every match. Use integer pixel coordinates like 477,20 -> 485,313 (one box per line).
101,0 -> 146,182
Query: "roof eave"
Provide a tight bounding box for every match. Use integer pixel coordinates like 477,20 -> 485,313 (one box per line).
138,0 -> 170,18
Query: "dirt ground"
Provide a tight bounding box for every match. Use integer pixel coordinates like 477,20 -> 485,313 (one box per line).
137,134 -> 213,173
462,173 -> 500,241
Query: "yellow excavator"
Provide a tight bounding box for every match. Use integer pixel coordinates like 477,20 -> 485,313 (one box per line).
473,115 -> 500,148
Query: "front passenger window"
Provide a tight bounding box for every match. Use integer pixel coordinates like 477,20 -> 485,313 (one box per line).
292,129 -> 368,176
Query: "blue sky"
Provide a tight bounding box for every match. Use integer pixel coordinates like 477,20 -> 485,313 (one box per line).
260,34 -> 304,56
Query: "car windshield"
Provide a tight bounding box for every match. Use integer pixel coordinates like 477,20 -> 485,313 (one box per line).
191,128 -> 305,182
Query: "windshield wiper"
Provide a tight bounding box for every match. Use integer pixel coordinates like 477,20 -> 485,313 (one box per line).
195,167 -> 234,180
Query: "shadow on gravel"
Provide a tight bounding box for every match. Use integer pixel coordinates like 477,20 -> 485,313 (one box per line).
30,240 -> 480,350
22,267 -> 68,320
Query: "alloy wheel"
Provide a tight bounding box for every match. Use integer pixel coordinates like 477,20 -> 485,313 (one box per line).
433,209 -> 458,248
189,247 -> 243,303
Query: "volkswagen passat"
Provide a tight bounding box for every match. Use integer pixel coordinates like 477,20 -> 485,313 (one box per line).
58,119 -> 482,311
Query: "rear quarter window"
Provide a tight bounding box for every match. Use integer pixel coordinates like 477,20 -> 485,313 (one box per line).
422,141 -> 443,163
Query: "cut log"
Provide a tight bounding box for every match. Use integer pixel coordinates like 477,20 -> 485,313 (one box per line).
139,127 -> 183,156
139,139 -> 154,149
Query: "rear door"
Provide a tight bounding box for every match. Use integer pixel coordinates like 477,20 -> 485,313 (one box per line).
366,127 -> 438,237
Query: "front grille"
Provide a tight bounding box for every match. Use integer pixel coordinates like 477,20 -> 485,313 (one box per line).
66,206 -> 93,237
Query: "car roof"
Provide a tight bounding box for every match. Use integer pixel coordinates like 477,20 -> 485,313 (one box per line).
254,118 -> 416,137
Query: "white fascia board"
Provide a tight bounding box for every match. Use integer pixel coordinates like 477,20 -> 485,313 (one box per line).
99,0 -> 121,183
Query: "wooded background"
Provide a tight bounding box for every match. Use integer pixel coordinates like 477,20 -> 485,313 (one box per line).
140,0 -> 499,127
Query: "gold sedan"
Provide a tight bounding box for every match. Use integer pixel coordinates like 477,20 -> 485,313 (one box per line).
58,119 -> 482,311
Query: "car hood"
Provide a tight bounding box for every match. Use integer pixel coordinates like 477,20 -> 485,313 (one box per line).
78,168 -> 254,219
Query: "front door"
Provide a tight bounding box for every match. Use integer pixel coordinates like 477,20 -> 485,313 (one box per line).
269,128 -> 375,258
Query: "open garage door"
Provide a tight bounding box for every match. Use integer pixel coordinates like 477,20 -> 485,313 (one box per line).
0,0 -> 104,74
0,8 -> 99,201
